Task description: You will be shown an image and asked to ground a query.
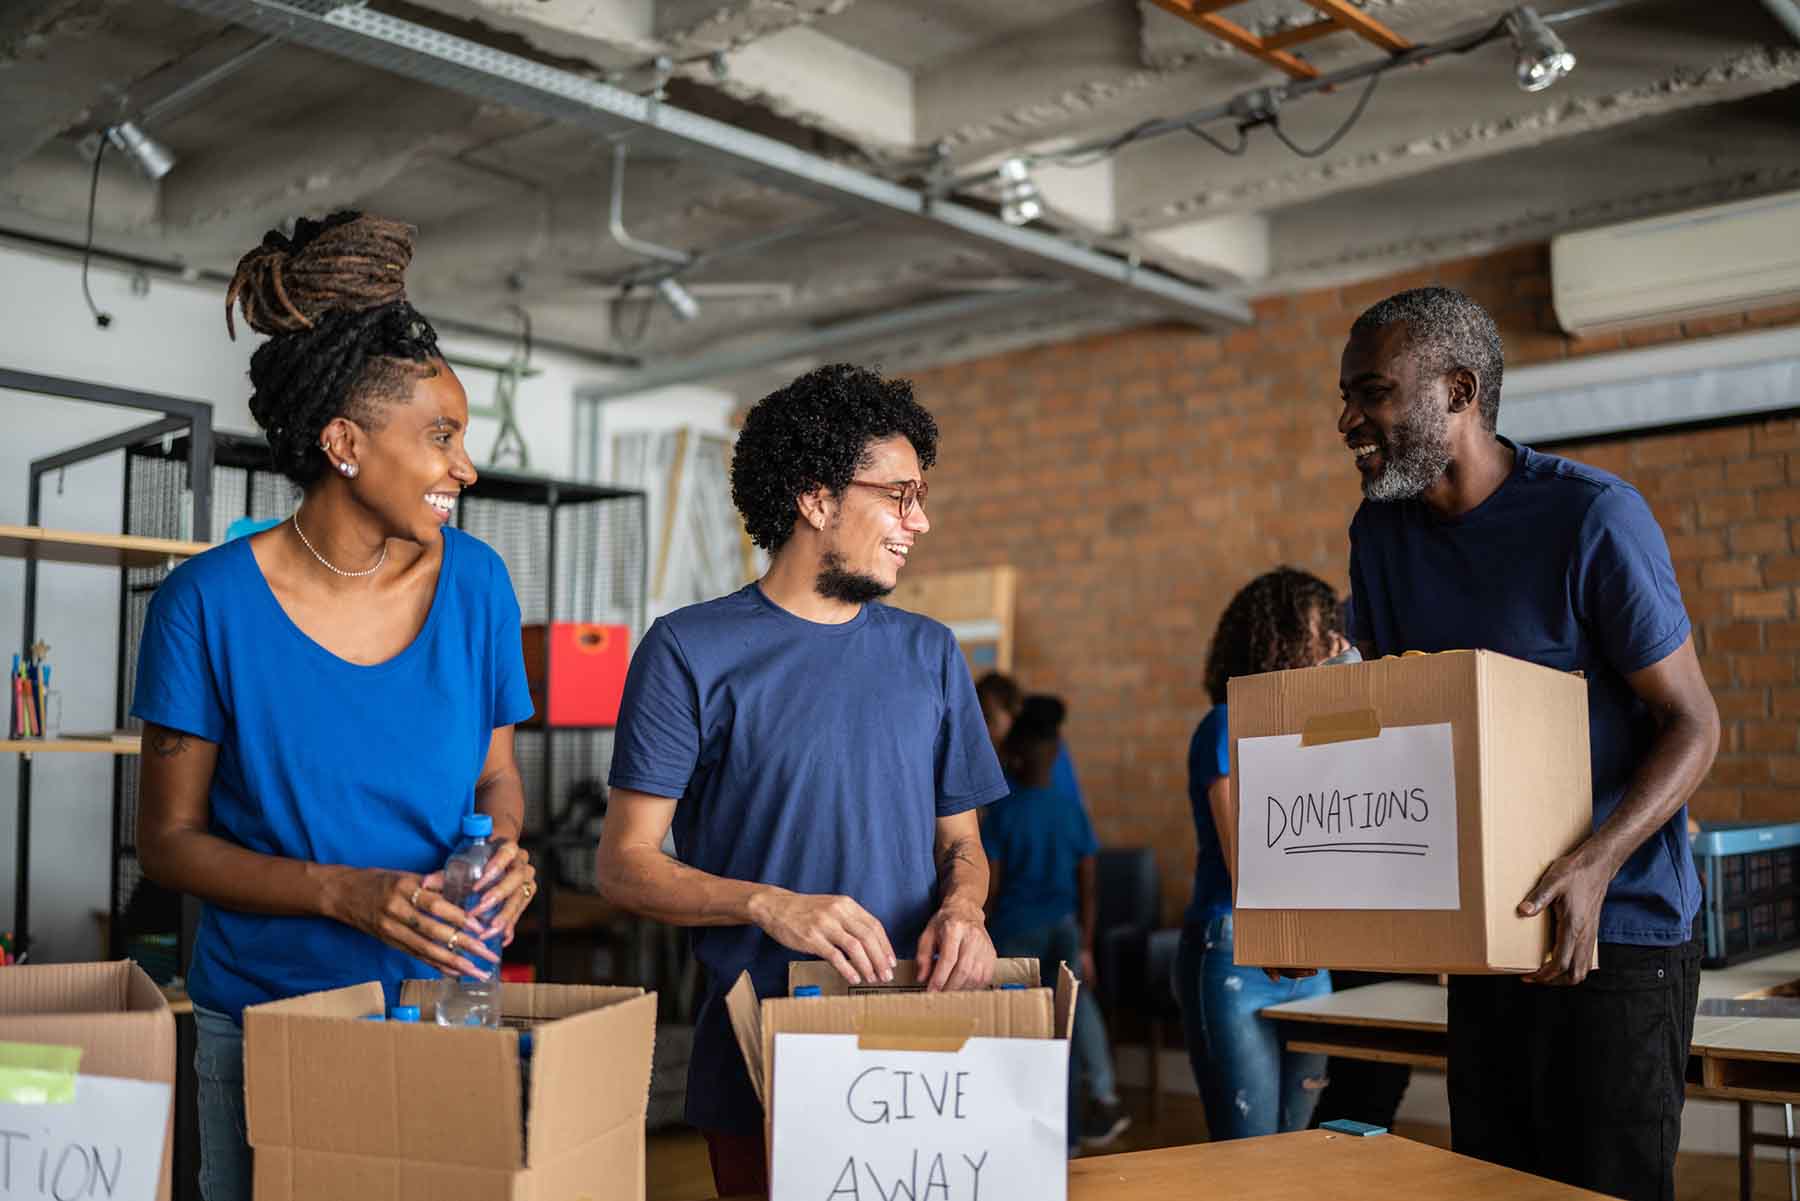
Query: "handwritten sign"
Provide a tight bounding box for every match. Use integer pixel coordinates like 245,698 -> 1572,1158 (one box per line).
0,1074 -> 169,1201
770,1033 -> 1067,1201
1237,722 -> 1459,910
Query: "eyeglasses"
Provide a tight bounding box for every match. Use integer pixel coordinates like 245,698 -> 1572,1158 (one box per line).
845,478 -> 929,519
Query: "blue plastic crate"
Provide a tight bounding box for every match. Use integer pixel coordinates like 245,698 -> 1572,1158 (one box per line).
1693,822 -> 1800,968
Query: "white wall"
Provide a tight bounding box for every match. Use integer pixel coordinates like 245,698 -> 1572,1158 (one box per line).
0,241 -> 739,962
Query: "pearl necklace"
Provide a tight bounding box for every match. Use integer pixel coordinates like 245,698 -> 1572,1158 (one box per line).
291,513 -> 387,578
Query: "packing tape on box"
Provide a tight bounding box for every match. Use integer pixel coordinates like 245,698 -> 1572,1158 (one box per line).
855,1015 -> 977,1054
1300,708 -> 1382,747
0,1041 -> 81,1104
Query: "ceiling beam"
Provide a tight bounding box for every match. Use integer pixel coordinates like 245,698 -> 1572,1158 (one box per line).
1146,0 -> 1320,80
163,0 -> 1251,327
1298,0 -> 1413,54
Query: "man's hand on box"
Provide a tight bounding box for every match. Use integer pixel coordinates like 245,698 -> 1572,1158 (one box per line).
917,901 -> 995,991
748,889 -> 898,985
1519,847 -> 1610,986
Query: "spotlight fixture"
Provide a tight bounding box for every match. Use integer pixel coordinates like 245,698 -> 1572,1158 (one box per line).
996,157 -> 1043,227
105,121 -> 177,180
1506,6 -> 1576,93
655,276 -> 701,322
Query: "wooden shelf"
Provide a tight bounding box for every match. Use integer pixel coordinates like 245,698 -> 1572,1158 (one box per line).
0,737 -> 141,754
0,525 -> 210,568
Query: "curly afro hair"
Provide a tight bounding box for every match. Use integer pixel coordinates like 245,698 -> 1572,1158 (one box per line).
225,210 -> 440,486
1203,567 -> 1342,705
730,363 -> 939,553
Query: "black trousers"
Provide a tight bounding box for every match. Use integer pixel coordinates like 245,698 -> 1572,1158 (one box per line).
1447,940 -> 1702,1201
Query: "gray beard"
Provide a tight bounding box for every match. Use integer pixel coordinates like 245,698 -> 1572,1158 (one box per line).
1363,403 -> 1453,502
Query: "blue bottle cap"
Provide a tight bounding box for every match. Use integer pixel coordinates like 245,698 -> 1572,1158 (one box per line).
358,1014 -> 386,1021
793,985 -> 822,998
999,983 -> 1026,991
462,813 -> 494,839
390,1006 -> 421,1022
519,1030 -> 535,1056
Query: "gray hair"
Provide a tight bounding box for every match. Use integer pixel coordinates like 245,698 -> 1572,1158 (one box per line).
1349,287 -> 1504,431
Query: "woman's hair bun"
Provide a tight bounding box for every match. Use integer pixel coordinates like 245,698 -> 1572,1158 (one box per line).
226,211 -> 417,340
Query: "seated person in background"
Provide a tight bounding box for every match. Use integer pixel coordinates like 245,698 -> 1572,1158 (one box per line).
983,694 -> 1130,1152
1177,567 -> 1344,1141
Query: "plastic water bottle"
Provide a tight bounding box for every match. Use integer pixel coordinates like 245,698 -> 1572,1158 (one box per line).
435,812 -> 504,1027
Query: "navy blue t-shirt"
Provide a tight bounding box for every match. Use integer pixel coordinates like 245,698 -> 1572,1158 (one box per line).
131,526 -> 535,1019
1184,705 -> 1234,927
608,584 -> 1009,1135
1349,440 -> 1698,945
981,783 -> 1098,942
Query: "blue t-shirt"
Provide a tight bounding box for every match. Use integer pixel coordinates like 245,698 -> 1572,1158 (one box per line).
130,526 -> 534,1019
980,783 -> 1099,942
1349,440 -> 1697,945
608,584 -> 1008,1135
1051,743 -> 1083,812
1184,705 -> 1234,927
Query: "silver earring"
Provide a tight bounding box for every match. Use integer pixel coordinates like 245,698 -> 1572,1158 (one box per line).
341,463 -> 357,478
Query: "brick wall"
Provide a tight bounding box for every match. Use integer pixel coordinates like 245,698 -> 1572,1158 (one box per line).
904,244 -> 1800,922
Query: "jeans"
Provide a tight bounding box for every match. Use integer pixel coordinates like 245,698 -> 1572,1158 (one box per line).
1176,915 -> 1332,1141
193,1004 -> 252,1201
992,918 -> 1119,1144
1447,940 -> 1702,1201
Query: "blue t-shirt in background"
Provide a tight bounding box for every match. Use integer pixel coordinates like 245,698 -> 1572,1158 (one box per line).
1051,742 -> 1083,812
981,783 -> 1098,942
1350,439 -> 1697,945
1184,705 -> 1234,927
608,584 -> 1008,1136
130,526 -> 535,1019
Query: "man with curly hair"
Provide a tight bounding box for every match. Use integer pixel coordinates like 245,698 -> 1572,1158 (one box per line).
598,364 -> 1008,1197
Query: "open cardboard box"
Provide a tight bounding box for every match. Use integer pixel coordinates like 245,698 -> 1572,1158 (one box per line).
0,961 -> 177,1201
245,979 -> 656,1201
1229,650 -> 1593,974
728,958 -> 1077,1201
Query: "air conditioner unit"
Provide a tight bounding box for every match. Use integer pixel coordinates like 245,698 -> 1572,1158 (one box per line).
1551,190 -> 1800,336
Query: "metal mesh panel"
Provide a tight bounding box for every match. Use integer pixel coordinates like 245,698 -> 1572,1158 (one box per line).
459,497 -> 551,624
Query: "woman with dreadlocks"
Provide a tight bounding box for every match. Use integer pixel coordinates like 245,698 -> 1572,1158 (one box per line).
1175,567 -> 1350,1143
131,212 -> 537,1200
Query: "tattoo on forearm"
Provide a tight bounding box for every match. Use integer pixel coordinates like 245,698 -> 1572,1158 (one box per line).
149,729 -> 189,758
937,837 -> 978,877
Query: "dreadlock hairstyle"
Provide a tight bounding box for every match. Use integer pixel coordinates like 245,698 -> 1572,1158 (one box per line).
1203,567 -> 1343,705
226,211 -> 441,485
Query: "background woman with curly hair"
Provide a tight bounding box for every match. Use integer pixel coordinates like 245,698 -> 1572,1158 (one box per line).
598,363 -> 1009,1199
1176,567 -> 1351,1142
132,212 -> 537,1201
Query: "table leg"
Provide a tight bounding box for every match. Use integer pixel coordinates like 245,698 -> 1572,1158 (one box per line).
1745,1101 -> 1757,1201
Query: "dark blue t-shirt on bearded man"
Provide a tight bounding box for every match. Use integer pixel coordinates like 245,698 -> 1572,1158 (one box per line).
1349,439 -> 1699,945
608,583 -> 1009,1136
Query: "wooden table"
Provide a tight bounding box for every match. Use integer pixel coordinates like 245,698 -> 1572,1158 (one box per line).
722,1131 -> 1607,1200
1262,950 -> 1800,1201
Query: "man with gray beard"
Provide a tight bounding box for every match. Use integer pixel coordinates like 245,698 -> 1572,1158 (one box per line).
1335,287 -> 1719,1201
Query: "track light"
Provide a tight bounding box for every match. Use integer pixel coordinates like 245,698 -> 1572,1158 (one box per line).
1506,6 -> 1576,93
996,157 -> 1043,227
655,276 -> 701,321
105,121 -> 177,180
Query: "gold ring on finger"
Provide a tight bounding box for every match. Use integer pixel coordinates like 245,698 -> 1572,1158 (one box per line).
447,932 -> 461,953
521,883 -> 536,901
409,885 -> 424,909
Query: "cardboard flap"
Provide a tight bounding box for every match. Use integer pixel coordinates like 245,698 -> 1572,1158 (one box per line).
725,972 -> 767,1110
786,957 -> 1040,996
1054,963 -> 1079,1041
526,989 -> 656,1166
854,1014 -> 977,1052
1300,707 -> 1382,747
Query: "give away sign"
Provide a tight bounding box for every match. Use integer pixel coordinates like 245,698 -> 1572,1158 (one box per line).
770,1033 -> 1067,1201
1236,722 -> 1460,910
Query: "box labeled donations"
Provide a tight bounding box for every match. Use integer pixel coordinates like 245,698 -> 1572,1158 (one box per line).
1229,650 -> 1592,973
727,958 -> 1077,1201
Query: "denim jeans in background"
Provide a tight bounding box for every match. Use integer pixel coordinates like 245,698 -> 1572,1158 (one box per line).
1176,915 -> 1332,1140
193,1004 -> 252,1201
993,918 -> 1119,1144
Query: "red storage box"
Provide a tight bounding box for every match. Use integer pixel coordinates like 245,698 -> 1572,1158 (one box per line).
521,622 -> 630,727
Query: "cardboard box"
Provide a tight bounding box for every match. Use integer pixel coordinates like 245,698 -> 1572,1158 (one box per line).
521,623 -> 630,728
728,959 -> 1077,1201
0,960 -> 177,1201
245,979 -> 656,1201
1228,650 -> 1592,974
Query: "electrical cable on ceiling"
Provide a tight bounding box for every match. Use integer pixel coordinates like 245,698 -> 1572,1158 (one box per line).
1186,122 -> 1249,156
1267,71 -> 1382,159
81,139 -> 114,329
